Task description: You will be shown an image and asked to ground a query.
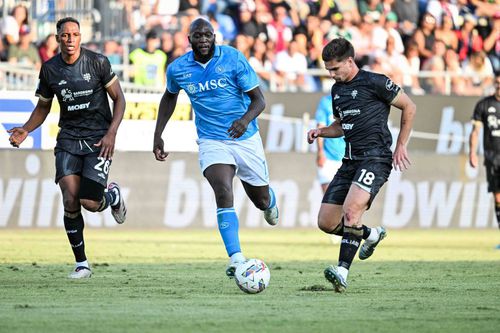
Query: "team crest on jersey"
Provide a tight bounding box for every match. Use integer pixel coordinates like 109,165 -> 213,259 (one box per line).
61,89 -> 74,102
82,73 -> 91,82
351,90 -> 358,99
386,79 -> 398,91
487,115 -> 499,129
187,83 -> 197,94
216,65 -> 224,73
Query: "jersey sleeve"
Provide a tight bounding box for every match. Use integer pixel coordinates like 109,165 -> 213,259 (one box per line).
472,99 -> 484,122
371,73 -> 402,105
166,63 -> 181,94
35,64 -> 54,101
236,51 -> 259,92
98,54 -> 117,88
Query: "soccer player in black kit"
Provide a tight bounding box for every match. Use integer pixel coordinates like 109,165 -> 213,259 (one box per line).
469,72 -> 500,249
307,38 -> 416,292
7,17 -> 127,279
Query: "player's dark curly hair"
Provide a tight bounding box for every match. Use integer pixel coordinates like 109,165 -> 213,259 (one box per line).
56,17 -> 80,34
322,38 -> 355,62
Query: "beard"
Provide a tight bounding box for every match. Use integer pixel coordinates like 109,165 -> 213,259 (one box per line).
193,42 -> 215,63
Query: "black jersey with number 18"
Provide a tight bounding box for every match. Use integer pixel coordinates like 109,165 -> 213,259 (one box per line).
331,70 -> 402,160
36,48 -> 117,140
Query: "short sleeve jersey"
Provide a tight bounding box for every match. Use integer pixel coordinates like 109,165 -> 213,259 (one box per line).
472,95 -> 500,166
331,70 -> 401,160
36,48 -> 117,140
167,45 -> 259,140
315,95 -> 345,161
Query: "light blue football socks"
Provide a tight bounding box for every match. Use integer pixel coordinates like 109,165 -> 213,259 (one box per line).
217,207 -> 241,257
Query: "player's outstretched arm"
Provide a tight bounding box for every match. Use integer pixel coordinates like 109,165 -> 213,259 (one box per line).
153,89 -> 179,161
469,121 -> 481,168
8,99 -> 52,148
391,92 -> 417,171
96,79 -> 126,160
228,87 -> 265,139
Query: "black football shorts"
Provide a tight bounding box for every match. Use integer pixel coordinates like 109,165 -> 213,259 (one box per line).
322,158 -> 392,209
485,162 -> 500,193
55,150 -> 111,187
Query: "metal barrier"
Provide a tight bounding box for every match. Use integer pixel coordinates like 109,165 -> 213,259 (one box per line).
0,62 -> 492,96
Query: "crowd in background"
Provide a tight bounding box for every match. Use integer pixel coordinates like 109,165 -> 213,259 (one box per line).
0,0 -> 499,95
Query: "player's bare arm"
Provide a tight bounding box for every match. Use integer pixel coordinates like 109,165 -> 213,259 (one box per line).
8,99 -> 52,148
228,87 -> 265,139
469,121 -> 481,168
95,79 -> 126,160
391,92 -> 417,171
307,117 -> 343,144
153,89 -> 179,161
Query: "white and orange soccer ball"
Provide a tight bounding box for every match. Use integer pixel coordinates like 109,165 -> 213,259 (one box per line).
234,258 -> 271,294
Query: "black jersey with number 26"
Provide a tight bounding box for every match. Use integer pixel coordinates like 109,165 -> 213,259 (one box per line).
472,95 -> 500,166
36,48 -> 117,140
331,70 -> 401,160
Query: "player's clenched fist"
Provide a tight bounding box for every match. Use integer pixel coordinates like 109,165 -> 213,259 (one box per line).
307,128 -> 321,144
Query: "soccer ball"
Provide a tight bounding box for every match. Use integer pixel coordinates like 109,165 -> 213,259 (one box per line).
234,258 -> 270,294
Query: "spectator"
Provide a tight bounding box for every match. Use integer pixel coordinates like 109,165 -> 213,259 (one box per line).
462,50 -> 495,95
413,13 -> 438,64
239,3 -> 260,39
444,48 -> 467,95
103,40 -> 122,67
435,13 -> 459,51
382,35 -> 408,85
482,11 -> 500,72
234,33 -> 252,58
421,39 -> 448,94
38,33 -> 58,63
392,0 -> 419,45
129,30 -> 167,87
401,40 -> 425,95
160,31 -> 176,67
274,39 -> 309,91
358,0 -> 384,23
0,4 -> 29,47
248,37 -> 274,91
352,15 -> 376,67
426,0 -> 460,29
372,11 -> 405,54
266,5 -> 293,52
456,14 -> 483,62
335,0 -> 362,24
8,25 -> 41,71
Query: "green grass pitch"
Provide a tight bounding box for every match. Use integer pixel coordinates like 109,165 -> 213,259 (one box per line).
1,229 -> 499,333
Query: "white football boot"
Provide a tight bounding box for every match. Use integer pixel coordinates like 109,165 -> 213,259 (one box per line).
69,266 -> 92,279
108,182 -> 127,224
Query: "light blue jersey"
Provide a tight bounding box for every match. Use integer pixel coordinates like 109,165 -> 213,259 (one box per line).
167,45 -> 260,140
315,95 -> 345,161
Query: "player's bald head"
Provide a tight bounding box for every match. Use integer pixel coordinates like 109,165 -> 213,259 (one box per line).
189,18 -> 213,35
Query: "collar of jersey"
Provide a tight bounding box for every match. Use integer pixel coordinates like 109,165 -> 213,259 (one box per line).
187,45 -> 221,63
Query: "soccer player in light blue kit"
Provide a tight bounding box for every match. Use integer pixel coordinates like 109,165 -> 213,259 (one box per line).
153,18 -> 279,278
315,95 -> 345,193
